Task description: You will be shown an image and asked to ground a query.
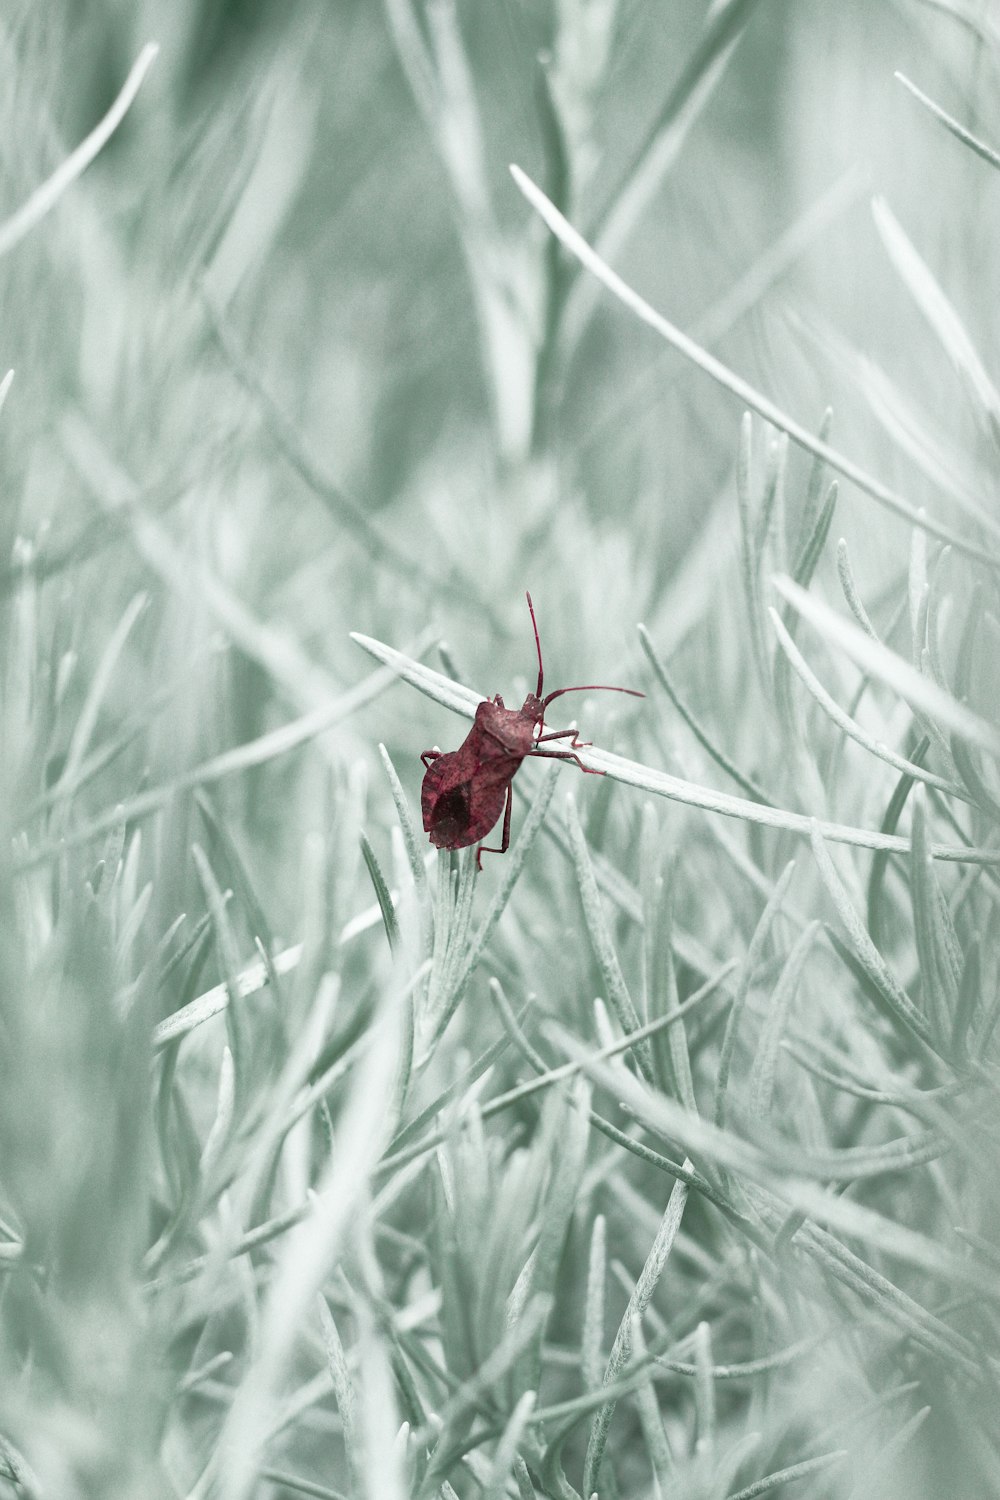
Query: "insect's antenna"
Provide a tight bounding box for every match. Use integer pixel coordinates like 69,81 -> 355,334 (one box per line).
526,591 -> 544,699
541,684 -> 645,710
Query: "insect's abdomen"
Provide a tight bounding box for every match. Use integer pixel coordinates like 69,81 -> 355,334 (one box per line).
422,750 -> 513,850
423,778 -> 474,847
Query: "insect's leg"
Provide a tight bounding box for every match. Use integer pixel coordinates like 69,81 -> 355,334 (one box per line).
420,748 -> 442,769
529,748 -> 605,776
535,728 -> 593,748
475,784 -> 514,868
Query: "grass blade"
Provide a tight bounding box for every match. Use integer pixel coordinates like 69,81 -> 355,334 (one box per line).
0,44 -> 159,257
810,825 -> 939,1057
582,1176 -> 689,1497
774,575 -> 1000,757
565,795 -> 654,1083
747,921 -> 819,1124
350,632 -> 1000,866
509,163 -> 999,569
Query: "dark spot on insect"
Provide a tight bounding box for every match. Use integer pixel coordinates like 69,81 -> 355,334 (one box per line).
431,785 -> 471,842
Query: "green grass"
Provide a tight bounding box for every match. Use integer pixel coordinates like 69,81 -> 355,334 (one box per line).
1,2 -> 999,1497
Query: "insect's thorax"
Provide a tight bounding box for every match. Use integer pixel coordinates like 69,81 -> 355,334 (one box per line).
474,694 -> 542,756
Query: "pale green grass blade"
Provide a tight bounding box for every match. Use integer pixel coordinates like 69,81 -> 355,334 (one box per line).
692,1319 -> 716,1465
872,196 -> 1000,438
810,825 -> 939,1057
192,842 -> 251,1105
587,0 -> 763,264
951,939 -> 982,1062
652,872 -> 698,1115
48,590 -> 148,810
630,1315 -> 673,1495
866,738 -> 929,949
799,310 -> 1000,539
637,625 -> 773,806
318,1297 -> 359,1491
19,655 -> 405,871
836,539 -> 880,638
565,794 -> 655,1083
737,411 -> 771,691
351,631 -> 1000,865
259,1470 -> 348,1499
772,476 -> 839,751
782,1036 -> 952,1120
548,1026 -> 994,1313
949,587 -> 1000,819
198,1045 -> 235,1185
792,477 -> 838,594
509,163 -> 999,569
153,941 -> 303,1051
582,1176 -> 689,1497
726,1449 -> 849,1500
655,1331 -> 829,1380
360,833 -> 399,953
481,1390 -> 536,1500
909,788 -> 961,1046
715,861 -> 797,1128
561,0 -> 762,355
378,745 -> 430,897
0,44 -> 159,257
844,1405 -> 931,1500
769,607 -> 965,798
747,921 -> 820,1124
213,995 -> 400,1500
774,575 -> 1000,758
896,71 -> 1000,169
582,1215 -> 607,1393
195,795 -> 286,1043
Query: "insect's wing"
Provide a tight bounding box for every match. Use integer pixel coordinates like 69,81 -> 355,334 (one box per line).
422,748 -> 513,850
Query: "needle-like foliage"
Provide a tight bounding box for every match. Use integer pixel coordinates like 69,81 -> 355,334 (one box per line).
1,4 -> 999,1499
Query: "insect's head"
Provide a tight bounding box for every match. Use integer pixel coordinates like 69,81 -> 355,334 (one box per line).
523,591 -> 645,717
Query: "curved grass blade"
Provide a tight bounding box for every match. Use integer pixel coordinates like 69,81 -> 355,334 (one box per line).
774,575 -> 1000,757
352,632 -> 1000,866
810,826 -> 941,1059
896,70 -> 1000,169
582,1177 -> 689,1498
360,833 -> 399,953
0,45 -> 159,257
769,607 -> 965,799
715,861 -> 797,1129
19,654 -> 408,872
747,921 -> 820,1124
565,796 -> 654,1083
867,737 -> 930,949
726,1449 -> 849,1500
509,164 -> 1000,570
737,412 -> 772,692
562,0 -> 763,354
909,788 -> 961,1045
873,196 -> 1000,441
637,624 -> 773,806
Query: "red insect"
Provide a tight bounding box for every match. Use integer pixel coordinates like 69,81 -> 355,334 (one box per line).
421,593 -> 643,868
